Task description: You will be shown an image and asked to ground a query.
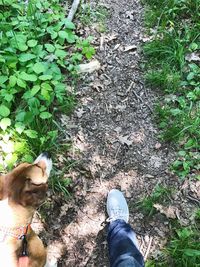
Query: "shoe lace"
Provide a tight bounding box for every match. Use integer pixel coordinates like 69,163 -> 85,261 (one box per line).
107,207 -> 128,222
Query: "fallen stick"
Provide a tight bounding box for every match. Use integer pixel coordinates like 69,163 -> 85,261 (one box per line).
144,236 -> 153,261
77,59 -> 101,73
67,0 -> 81,22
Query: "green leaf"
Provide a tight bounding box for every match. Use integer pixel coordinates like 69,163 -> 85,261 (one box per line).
27,39 -> 38,47
18,43 -> 28,52
55,49 -> 67,59
24,129 -> 38,139
33,62 -> 46,74
15,122 -> 25,134
19,53 -> 36,62
5,153 -> 18,168
0,76 -> 8,84
184,249 -> 200,257
17,79 -> 26,88
62,19 -> 75,29
187,72 -> 195,81
39,75 -> 52,81
45,44 -> 55,53
58,30 -> 68,39
0,118 -> 11,131
40,112 -> 52,119
9,75 -> 17,87
0,105 -> 10,117
31,85 -> 40,96
19,72 -> 37,82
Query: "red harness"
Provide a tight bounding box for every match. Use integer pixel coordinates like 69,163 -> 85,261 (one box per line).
0,224 -> 31,267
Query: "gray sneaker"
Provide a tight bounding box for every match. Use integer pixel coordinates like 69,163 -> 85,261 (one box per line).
106,189 -> 129,223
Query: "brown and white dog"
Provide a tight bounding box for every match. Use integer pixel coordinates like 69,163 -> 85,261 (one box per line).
0,153 -> 52,267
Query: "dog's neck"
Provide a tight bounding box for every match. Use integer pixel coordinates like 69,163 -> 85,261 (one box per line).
0,198 -> 34,228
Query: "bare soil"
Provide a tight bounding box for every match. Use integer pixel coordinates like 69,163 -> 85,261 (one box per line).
33,0 -> 200,266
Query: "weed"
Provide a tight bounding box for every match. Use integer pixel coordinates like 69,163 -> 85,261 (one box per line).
143,0 -> 200,179
78,3 -> 109,32
138,185 -> 171,216
0,0 -> 95,169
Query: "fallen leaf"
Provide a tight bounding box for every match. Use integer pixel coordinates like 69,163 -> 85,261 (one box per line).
118,135 -> 132,146
153,204 -> 177,219
155,142 -> 161,149
124,45 -> 137,52
185,52 -> 200,62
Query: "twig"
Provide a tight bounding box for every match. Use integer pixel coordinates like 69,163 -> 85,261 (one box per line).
144,236 -> 153,261
132,90 -> 143,103
67,0 -> 81,22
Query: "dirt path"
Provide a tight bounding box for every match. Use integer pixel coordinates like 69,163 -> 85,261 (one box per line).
35,1 -> 199,266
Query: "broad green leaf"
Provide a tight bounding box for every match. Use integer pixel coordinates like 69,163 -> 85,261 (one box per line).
58,30 -> 68,39
0,76 -> 8,84
39,75 -> 52,81
31,85 -> 40,96
187,72 -> 195,81
45,44 -> 55,53
40,112 -> 52,119
27,39 -> 38,47
41,88 -> 50,101
55,49 -> 67,59
19,72 -> 37,82
18,43 -> 28,52
62,19 -> 75,29
17,79 -> 26,88
19,53 -> 36,62
0,118 -> 11,131
5,153 -> 18,168
15,122 -> 25,134
0,105 -> 10,117
41,83 -> 52,91
24,129 -> 38,139
9,75 -> 17,87
33,62 -> 46,74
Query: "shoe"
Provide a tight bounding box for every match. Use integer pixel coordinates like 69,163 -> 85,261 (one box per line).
106,189 -> 129,223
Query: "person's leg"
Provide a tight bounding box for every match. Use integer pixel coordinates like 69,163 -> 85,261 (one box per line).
107,219 -> 144,267
106,189 -> 144,267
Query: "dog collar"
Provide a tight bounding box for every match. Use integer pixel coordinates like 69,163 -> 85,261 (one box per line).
0,224 -> 31,242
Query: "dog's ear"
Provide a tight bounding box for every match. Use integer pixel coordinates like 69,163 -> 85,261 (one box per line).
20,180 -> 48,207
8,164 -> 48,207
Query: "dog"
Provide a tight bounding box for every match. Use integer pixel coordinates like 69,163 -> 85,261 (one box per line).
0,152 -> 52,267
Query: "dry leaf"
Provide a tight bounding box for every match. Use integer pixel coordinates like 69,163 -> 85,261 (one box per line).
185,52 -> 200,62
118,135 -> 132,146
153,204 -> 177,219
124,45 -> 137,52
155,142 -> 161,149
78,60 -> 101,73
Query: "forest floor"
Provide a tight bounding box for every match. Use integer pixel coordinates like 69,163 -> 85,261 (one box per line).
33,0 -> 199,266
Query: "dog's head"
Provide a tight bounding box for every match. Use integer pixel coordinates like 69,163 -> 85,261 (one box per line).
0,152 -> 52,208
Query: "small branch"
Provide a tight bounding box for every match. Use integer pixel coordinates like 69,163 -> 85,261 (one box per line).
67,0 -> 81,22
144,236 -> 153,261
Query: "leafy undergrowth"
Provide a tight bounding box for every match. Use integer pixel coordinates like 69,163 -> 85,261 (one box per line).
143,0 -> 200,180
0,0 -> 94,180
143,0 -> 200,266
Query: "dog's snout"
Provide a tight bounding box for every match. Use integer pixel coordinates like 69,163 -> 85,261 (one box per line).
34,152 -> 52,176
41,151 -> 51,159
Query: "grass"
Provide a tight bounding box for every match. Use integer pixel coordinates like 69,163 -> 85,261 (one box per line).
138,184 -> 172,216
78,2 -> 109,32
143,0 -> 200,179
143,1 -> 200,266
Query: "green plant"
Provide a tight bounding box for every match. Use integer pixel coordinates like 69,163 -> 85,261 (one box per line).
78,3 -> 109,32
143,0 -> 200,180
0,0 -> 95,169
138,185 -> 171,216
